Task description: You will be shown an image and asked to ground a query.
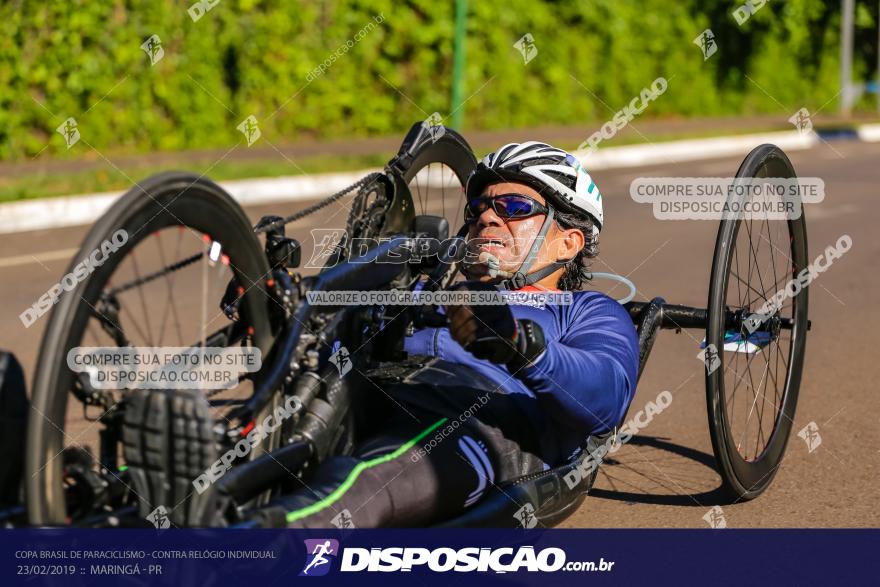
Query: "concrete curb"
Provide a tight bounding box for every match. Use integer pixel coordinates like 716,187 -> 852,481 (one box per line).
571,129 -> 817,170
856,122 -> 880,142
0,126 -> 875,235
0,169 -> 381,235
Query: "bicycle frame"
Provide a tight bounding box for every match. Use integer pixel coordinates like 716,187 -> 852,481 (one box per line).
624,298 -> 809,378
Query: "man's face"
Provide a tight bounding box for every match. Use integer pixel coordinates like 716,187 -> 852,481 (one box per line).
465,182 -> 578,282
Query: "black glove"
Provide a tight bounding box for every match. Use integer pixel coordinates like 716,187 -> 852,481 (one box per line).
446,281 -> 546,373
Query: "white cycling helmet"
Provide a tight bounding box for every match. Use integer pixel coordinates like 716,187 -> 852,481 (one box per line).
463,141 -> 604,289
466,141 -> 603,234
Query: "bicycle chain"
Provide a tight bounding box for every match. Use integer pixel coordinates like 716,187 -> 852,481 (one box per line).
254,172 -> 383,235
104,172 -> 385,292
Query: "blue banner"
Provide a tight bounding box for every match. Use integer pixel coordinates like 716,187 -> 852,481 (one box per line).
3,529 -> 876,585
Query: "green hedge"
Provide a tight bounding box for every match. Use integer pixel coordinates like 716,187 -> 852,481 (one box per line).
0,0 -> 872,160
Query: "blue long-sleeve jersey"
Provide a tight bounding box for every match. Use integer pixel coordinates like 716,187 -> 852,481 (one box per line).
403,290 -> 640,463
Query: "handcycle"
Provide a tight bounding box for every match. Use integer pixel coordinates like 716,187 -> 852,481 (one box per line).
0,122 -> 809,528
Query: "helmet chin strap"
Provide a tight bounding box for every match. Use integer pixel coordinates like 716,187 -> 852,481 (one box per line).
470,208 -> 566,290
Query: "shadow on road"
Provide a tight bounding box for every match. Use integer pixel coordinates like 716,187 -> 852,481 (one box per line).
588,435 -> 734,506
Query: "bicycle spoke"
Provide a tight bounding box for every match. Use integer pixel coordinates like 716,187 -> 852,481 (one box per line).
107,251 -> 203,297
733,240 -> 744,310
765,216 -> 779,302
745,218 -> 770,307
727,212 -> 798,460
200,241 -> 209,355
754,348 -> 773,457
119,297 -> 151,345
739,353 -> 770,459
441,165 -> 447,218
154,229 -> 186,346
127,249 -> 156,346
86,321 -> 103,346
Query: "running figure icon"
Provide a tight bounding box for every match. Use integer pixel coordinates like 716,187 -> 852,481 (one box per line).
300,539 -> 339,576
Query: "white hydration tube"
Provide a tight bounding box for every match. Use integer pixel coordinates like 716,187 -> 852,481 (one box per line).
475,252 -> 637,305
588,272 -> 637,305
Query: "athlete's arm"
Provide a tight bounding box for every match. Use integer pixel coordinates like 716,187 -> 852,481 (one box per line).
447,290 -> 638,435
516,295 -> 639,435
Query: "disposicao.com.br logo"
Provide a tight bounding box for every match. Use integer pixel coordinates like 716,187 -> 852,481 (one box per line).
300,539 -> 339,576
299,540 -> 613,575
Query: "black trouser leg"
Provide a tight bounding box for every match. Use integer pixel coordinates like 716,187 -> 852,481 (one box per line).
252,384 -> 547,528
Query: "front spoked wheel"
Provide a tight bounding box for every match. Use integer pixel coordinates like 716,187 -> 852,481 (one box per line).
706,144 -> 809,500
316,123 -> 475,268
385,121 -> 477,234
26,172 -> 275,525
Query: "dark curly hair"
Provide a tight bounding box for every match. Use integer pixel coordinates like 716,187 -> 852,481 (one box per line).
553,209 -> 599,291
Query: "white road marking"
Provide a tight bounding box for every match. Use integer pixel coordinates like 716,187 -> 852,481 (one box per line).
0,247 -> 77,269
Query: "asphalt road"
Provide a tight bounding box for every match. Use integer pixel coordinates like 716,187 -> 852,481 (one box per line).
1,139 -> 877,527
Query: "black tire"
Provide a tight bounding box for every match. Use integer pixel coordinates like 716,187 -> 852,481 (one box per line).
385,121 -> 477,234
26,172 -> 274,525
319,123 -> 476,267
706,145 -> 809,500
0,351 -> 27,507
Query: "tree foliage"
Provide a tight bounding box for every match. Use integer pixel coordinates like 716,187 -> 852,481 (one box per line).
0,0 -> 872,159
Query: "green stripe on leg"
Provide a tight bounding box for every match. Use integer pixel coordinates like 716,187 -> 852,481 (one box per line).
285,417 -> 448,524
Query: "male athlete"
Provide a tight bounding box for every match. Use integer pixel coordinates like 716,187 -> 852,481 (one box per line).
251,141 -> 640,527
